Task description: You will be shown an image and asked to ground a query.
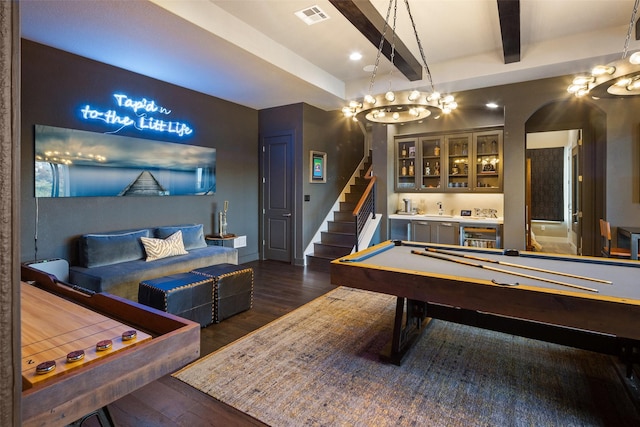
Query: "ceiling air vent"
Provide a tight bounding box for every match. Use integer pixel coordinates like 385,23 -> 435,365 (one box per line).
295,5 -> 330,26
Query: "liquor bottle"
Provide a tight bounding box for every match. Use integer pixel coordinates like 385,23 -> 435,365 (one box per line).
408,160 -> 414,176
491,140 -> 497,153
424,161 -> 430,176
401,160 -> 407,176
434,143 -> 440,156
401,145 -> 407,157
434,161 -> 440,175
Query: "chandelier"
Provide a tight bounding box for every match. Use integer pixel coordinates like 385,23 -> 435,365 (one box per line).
342,0 -> 457,123
567,0 -> 640,98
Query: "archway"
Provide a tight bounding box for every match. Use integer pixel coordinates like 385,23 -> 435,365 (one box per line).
525,100 -> 606,256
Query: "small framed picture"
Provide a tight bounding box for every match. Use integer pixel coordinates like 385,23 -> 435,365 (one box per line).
310,151 -> 327,183
408,146 -> 416,157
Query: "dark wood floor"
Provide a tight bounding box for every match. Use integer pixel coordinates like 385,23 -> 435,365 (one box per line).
82,258 -> 640,426
102,260 -> 335,427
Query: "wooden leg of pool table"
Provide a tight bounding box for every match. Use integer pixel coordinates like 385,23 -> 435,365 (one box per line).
381,297 -> 430,365
619,339 -> 640,378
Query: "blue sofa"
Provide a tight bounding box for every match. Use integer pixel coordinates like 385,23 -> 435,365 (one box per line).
69,224 -> 238,302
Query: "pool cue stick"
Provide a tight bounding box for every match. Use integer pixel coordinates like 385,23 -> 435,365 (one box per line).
411,250 -> 599,293
423,246 -> 611,284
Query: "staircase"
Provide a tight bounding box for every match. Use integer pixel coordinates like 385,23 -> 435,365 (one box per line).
306,156 -> 372,272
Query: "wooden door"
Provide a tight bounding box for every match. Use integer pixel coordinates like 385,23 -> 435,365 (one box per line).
262,132 -> 293,262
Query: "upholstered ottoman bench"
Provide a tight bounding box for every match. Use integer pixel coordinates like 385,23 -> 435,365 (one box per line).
138,272 -> 214,327
191,263 -> 253,323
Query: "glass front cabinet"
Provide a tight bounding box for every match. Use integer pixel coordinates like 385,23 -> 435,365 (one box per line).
395,137 -> 418,191
394,129 -> 503,193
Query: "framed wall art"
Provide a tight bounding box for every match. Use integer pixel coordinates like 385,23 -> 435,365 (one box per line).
310,150 -> 327,183
35,124 -> 216,197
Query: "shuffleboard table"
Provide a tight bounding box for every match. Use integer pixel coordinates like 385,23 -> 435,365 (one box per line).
20,264 -> 201,427
330,240 -> 640,369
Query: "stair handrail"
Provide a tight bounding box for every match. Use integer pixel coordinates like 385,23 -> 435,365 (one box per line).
352,165 -> 376,252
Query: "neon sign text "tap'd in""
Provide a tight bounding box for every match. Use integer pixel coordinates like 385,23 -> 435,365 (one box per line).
79,93 -> 194,138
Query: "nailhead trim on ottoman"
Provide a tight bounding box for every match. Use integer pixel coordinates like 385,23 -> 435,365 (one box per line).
191,263 -> 253,323
138,272 -> 214,327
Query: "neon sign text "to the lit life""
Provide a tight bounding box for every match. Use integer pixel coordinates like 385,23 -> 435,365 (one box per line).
79,93 -> 194,138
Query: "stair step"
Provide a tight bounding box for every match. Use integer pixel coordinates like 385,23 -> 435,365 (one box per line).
350,184 -> 367,194
340,201 -> 356,211
313,242 -> 353,258
321,231 -> 355,246
328,221 -> 356,233
344,192 -> 363,203
333,211 -> 354,222
354,176 -> 369,186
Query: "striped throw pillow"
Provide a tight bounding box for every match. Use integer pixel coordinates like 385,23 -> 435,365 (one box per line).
140,230 -> 188,262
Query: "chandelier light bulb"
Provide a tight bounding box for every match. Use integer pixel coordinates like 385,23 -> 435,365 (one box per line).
385,91 -> 395,102
576,87 -> 589,97
591,65 -> 615,76
408,90 -> 420,101
567,84 -> 581,94
378,110 -> 386,117
392,112 -> 400,120
627,78 -> 640,91
630,52 -> 640,65
572,75 -> 594,86
364,94 -> 376,104
427,92 -> 441,102
615,77 -> 632,87
349,101 -> 361,109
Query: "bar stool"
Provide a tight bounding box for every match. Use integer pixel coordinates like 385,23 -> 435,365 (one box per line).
599,219 -> 631,258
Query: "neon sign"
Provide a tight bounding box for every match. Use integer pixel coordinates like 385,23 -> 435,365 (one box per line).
79,93 -> 194,138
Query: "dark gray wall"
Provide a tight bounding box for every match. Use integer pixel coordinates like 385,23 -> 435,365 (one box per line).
259,103 -> 364,265
302,104 -> 364,255
21,40 -> 260,264
369,76 -> 640,253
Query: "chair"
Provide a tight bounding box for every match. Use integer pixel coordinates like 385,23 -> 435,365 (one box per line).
600,219 -> 631,258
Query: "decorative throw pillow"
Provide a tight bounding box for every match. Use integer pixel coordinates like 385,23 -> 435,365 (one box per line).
140,230 -> 188,262
155,224 -> 207,250
80,229 -> 150,268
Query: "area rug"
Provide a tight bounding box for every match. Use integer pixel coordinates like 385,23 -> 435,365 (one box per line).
174,287 -> 639,426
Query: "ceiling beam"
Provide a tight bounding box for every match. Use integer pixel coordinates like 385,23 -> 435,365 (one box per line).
329,0 -> 423,81
497,0 -> 521,64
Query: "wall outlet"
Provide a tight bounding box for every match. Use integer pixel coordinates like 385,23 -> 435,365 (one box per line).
540,225 -> 546,231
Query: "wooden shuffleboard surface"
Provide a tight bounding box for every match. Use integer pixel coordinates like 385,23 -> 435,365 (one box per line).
21,282 -> 151,389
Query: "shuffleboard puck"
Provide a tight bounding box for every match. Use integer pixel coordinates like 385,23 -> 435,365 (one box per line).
122,330 -> 137,341
66,350 -> 85,363
96,339 -> 113,351
35,360 -> 56,374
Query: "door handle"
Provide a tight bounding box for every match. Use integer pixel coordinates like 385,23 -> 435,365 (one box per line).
282,213 -> 292,217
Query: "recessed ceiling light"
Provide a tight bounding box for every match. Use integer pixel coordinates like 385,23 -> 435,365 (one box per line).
486,102 -> 499,108
350,52 -> 363,61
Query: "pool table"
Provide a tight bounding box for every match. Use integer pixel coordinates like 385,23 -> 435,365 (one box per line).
330,240 -> 640,369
